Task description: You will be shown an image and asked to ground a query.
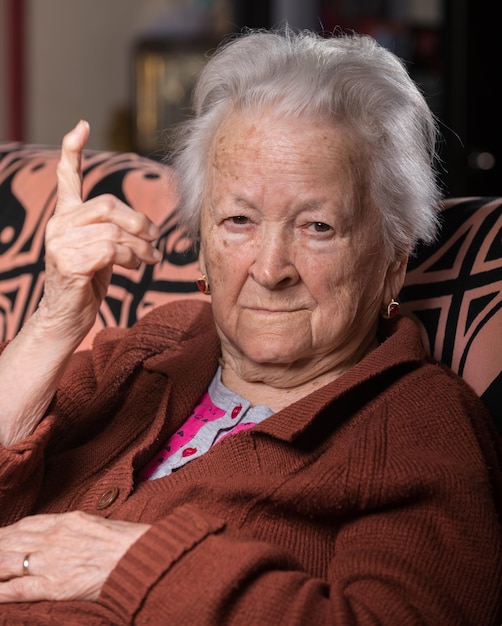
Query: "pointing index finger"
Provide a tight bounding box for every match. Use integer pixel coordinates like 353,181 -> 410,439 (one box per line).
56,120 -> 90,210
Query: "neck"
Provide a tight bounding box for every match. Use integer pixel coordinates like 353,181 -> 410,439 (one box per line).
219,337 -> 378,412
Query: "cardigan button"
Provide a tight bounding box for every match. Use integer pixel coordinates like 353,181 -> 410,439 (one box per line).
96,486 -> 119,510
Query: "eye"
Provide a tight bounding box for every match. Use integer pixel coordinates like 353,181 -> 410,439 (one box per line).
221,214 -> 254,233
309,222 -> 332,233
230,215 -> 250,225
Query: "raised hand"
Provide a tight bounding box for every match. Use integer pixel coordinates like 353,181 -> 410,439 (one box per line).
40,120 -> 161,344
0,511 -> 150,602
0,122 -> 162,446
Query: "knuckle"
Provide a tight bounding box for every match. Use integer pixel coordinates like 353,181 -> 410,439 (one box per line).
139,239 -> 154,257
132,212 -> 149,233
95,194 -> 116,218
125,210 -> 148,236
66,510 -> 88,522
102,222 -> 122,241
16,516 -> 35,530
100,241 -> 117,264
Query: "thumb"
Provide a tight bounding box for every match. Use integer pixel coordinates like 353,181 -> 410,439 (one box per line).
55,120 -> 90,210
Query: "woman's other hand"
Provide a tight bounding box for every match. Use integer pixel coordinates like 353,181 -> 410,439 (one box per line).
0,511 -> 150,602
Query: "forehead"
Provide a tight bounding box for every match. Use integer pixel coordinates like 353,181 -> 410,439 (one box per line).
202,109 -> 379,237
209,108 -> 362,183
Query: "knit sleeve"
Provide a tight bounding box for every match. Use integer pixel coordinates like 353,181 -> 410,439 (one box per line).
99,469 -> 502,626
0,347 -> 98,524
98,504 -> 330,625
98,499 -> 501,626
0,418 -> 53,524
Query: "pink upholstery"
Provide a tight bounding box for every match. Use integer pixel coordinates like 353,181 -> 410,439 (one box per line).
400,197 -> 502,415
0,142 -> 204,351
0,143 -> 500,428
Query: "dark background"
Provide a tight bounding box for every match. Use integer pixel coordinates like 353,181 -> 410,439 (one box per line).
232,0 -> 500,198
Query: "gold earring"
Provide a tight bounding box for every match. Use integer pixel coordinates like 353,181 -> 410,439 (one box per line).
382,298 -> 400,319
196,275 -> 211,295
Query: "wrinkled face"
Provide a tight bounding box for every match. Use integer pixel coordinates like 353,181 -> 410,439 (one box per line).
199,109 -> 406,384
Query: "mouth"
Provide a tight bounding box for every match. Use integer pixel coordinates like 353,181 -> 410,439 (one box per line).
244,306 -> 306,315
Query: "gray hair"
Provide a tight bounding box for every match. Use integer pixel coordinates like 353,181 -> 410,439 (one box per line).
171,27 -> 442,256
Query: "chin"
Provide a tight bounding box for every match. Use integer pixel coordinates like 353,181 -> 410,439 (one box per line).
241,339 -> 307,366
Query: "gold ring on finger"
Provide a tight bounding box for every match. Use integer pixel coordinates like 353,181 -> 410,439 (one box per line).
22,553 -> 31,576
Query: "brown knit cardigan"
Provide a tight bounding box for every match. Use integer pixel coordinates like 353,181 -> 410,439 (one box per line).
0,300 -> 501,625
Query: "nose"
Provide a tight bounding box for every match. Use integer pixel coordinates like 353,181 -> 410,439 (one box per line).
249,228 -> 299,290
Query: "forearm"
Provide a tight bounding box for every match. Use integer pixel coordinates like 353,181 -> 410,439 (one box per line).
100,499 -> 502,626
100,505 -> 395,625
99,510 -> 393,625
0,307 -> 82,446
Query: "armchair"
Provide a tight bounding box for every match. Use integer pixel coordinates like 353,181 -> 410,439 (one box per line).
1,142 -> 500,430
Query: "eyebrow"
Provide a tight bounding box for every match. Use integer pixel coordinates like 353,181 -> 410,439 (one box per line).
231,196 -> 328,213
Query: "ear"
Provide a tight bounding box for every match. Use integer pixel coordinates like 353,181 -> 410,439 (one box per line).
382,253 -> 409,306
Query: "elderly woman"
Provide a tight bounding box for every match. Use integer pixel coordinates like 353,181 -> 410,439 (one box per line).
0,28 -> 501,625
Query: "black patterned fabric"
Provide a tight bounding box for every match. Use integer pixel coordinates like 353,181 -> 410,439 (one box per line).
0,142 -> 204,350
401,197 -> 502,429
0,143 -> 500,429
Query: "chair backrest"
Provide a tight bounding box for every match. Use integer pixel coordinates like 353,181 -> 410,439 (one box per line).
1,143 -> 500,429
0,142 -> 204,351
400,197 -> 502,430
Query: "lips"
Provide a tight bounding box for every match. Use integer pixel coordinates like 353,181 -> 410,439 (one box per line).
245,307 -> 300,314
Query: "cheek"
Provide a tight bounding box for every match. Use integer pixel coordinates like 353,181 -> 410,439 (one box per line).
203,233 -> 244,294
312,247 -> 385,313
352,257 -> 390,315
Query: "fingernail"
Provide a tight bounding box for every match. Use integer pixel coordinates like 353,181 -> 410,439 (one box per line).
149,224 -> 160,238
153,248 -> 162,261
77,119 -> 89,134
